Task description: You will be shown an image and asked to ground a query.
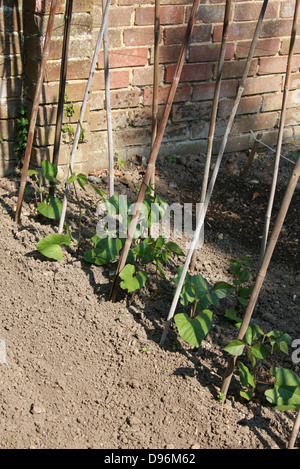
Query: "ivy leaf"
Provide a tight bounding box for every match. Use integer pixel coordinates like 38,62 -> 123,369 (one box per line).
37,233 -> 71,260
174,310 -> 212,348
119,264 -> 147,293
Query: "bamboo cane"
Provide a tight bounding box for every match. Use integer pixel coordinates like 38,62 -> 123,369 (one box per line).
50,0 -> 73,197
190,0 -> 232,271
15,0 -> 58,223
258,0 -> 300,268
102,0 -> 114,198
220,151 -> 300,401
58,0 -> 111,234
109,0 -> 200,302
288,407 -> 300,449
159,0 -> 269,348
150,0 -> 161,194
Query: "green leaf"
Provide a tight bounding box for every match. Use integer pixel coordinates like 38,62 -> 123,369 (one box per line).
165,241 -> 185,256
66,172 -> 76,184
267,330 -> 292,355
37,197 -> 62,219
245,323 -> 264,345
37,233 -> 71,260
240,389 -> 254,401
76,173 -> 89,190
174,310 -> 212,348
265,367 -> 300,411
251,342 -> 269,359
42,159 -> 60,184
28,169 -> 40,177
224,309 -> 242,323
223,339 -> 245,356
229,259 -> 240,275
213,281 -> 235,299
119,264 -> 147,293
237,361 -> 256,388
238,269 -> 250,283
90,184 -> 105,197
84,237 -> 123,266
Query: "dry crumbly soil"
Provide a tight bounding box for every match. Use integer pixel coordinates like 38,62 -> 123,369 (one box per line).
0,148 -> 299,450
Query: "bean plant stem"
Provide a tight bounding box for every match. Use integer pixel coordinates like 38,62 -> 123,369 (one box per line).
220,151 -> 300,400
15,0 -> 58,223
160,0 -> 269,347
258,0 -> 300,268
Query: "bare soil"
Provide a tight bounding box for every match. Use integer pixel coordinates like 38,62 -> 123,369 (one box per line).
0,148 -> 299,450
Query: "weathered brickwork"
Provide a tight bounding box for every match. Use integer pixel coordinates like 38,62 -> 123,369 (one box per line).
1,0 -> 300,176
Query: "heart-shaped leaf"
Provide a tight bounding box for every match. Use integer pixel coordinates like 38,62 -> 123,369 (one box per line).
37,233 -> 71,260
174,310 -> 212,347
119,264 -> 147,293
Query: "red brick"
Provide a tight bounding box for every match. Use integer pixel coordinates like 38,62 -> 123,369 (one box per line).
132,66 -> 163,87
258,56 -> 300,75
172,101 -> 212,122
218,95 -> 261,117
192,80 -> 237,101
236,38 -> 281,59
93,69 -> 130,90
234,2 -> 279,22
165,63 -> 213,83
123,27 -> 155,47
110,88 -> 142,109
163,24 -> 211,46
107,7 -> 132,27
262,91 -> 299,112
44,59 -> 91,82
233,111 -> 278,134
261,19 -> 297,38
135,5 -> 184,26
281,37 -> 300,55
213,22 -> 257,42
98,47 -> 148,69
243,75 -> 283,96
143,84 -> 191,106
221,58 -> 258,79
151,45 -> 182,64
281,0 -> 298,18
186,4 -> 227,24
188,43 -> 234,63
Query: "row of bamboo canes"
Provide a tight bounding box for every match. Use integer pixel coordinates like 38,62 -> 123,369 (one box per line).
13,0 -> 300,448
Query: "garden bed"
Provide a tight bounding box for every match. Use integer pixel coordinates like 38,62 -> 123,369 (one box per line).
0,148 -> 299,449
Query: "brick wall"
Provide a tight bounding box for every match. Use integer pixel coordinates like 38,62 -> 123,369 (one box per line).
1,0 -> 300,177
